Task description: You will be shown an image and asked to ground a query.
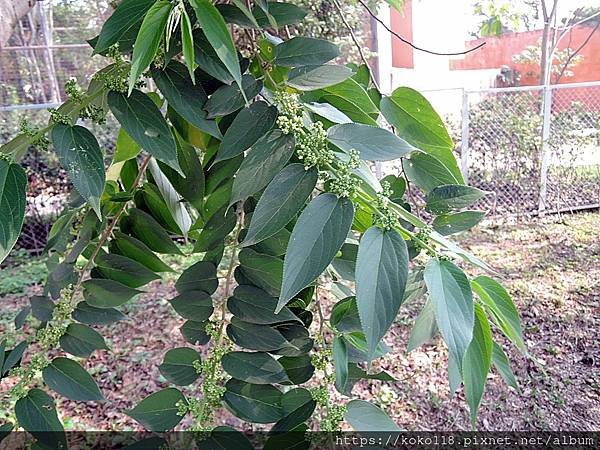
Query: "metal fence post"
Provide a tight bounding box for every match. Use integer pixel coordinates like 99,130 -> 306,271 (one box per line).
461,89 -> 470,184
538,85 -> 553,213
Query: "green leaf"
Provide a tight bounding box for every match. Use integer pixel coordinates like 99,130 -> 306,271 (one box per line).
407,299 -> 438,352
0,160 -> 27,264
170,290 -> 214,321
193,206 -> 236,253
51,124 -> 105,218
278,355 -> 314,385
332,336 -> 348,393
190,0 -> 243,90
323,78 -> 378,115
403,152 -> 461,193
159,347 -> 201,386
238,249 -> 283,297
274,37 -> 339,67
148,159 -> 192,237
330,297 -> 361,333
128,0 -> 172,93
279,194 -> 354,311
425,185 -> 488,214
205,155 -> 244,195
83,278 -> 141,308
123,208 -> 182,255
151,62 -> 221,138
73,301 -> 127,325
424,258 -> 474,371
385,0 -> 405,12
230,131 -> 295,205
448,352 -> 462,395
126,388 -> 187,431
462,304 -> 493,427
492,342 -> 519,391
30,295 -> 55,322
180,320 -> 210,345
114,128 -> 141,163
331,243 -> 358,281
253,2 -> 307,27
3,341 -> 27,375
227,318 -> 289,352
180,8 -> 196,82
381,87 -> 463,181
304,102 -> 352,124
345,400 -> 400,431
176,260 -> 219,294
287,65 -> 353,91
60,323 -> 109,358
111,231 -> 173,273
15,389 -> 65,448
223,379 -> 283,424
242,164 -> 317,247
43,357 -> 103,401
222,351 -> 289,384
271,388 -> 316,432
328,123 -> 415,161
472,276 -> 525,353
217,101 -> 278,162
433,211 -> 485,236
94,253 -> 160,288
356,227 -> 409,362
200,426 -> 254,450
204,74 -> 263,118
227,285 -> 300,325
94,0 -> 155,54
108,89 -> 182,175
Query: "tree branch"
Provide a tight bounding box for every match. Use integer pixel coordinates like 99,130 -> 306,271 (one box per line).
358,0 -> 486,56
555,21 -> 600,83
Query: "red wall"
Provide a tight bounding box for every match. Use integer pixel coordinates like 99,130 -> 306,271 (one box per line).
391,0 -> 414,69
450,26 -> 600,85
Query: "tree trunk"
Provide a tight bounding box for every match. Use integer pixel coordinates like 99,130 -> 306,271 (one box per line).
539,0 -> 559,85
0,0 -> 36,47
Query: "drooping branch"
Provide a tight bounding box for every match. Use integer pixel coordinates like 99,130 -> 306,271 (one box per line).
554,21 -> 600,83
357,0 -> 486,56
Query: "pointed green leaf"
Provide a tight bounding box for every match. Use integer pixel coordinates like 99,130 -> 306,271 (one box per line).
126,388 -> 187,431
111,231 -> 173,273
425,185 -> 489,214
424,258 -> 474,371
51,124 -> 105,218
73,301 -> 127,325
243,164 -> 317,247
108,90 -> 182,175
462,304 -> 493,427
407,298 -> 438,352
3,341 -> 27,375
30,295 -> 55,322
222,351 -> 289,384
492,342 -> 519,391
304,102 -> 352,124
328,123 -> 415,161
345,400 -> 400,432
227,285 -> 300,325
15,389 -> 65,448
287,65 -> 353,91
190,0 -> 243,89
123,208 -> 183,255
151,62 -> 222,138
180,8 -> 196,82
94,253 -> 160,288
278,355 -> 314,385
176,260 -> 219,294
356,227 -> 409,361
94,0 -> 155,54
217,101 -> 278,162
159,347 -> 201,386
253,2 -> 307,27
271,388 -> 316,432
170,290 -> 214,321
472,276 -> 525,353
128,0 -> 172,93
83,278 -> 141,308
204,74 -> 262,119
0,160 -> 27,264
223,379 -> 283,424
60,323 -> 109,358
226,318 -> 289,352
238,249 -> 283,297
330,297 -> 361,333
433,211 -> 486,236
279,194 -> 354,311
230,131 -> 295,205
274,37 -> 339,67
332,336 -> 348,393
193,206 -> 236,253
43,357 -> 103,401
403,152 -> 461,193
381,87 -> 463,181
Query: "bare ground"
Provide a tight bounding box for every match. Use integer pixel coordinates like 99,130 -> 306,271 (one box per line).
1,212 -> 598,431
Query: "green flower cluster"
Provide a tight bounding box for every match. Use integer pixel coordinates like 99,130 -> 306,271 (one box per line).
275,91 -> 333,169
19,119 -> 49,151
65,78 -> 106,125
373,180 -> 397,231
330,149 -> 360,198
414,225 -> 436,256
96,45 -> 129,93
310,346 -> 345,431
48,108 -> 72,126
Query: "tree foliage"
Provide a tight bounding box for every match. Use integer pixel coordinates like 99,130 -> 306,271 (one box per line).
0,0 -> 525,445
